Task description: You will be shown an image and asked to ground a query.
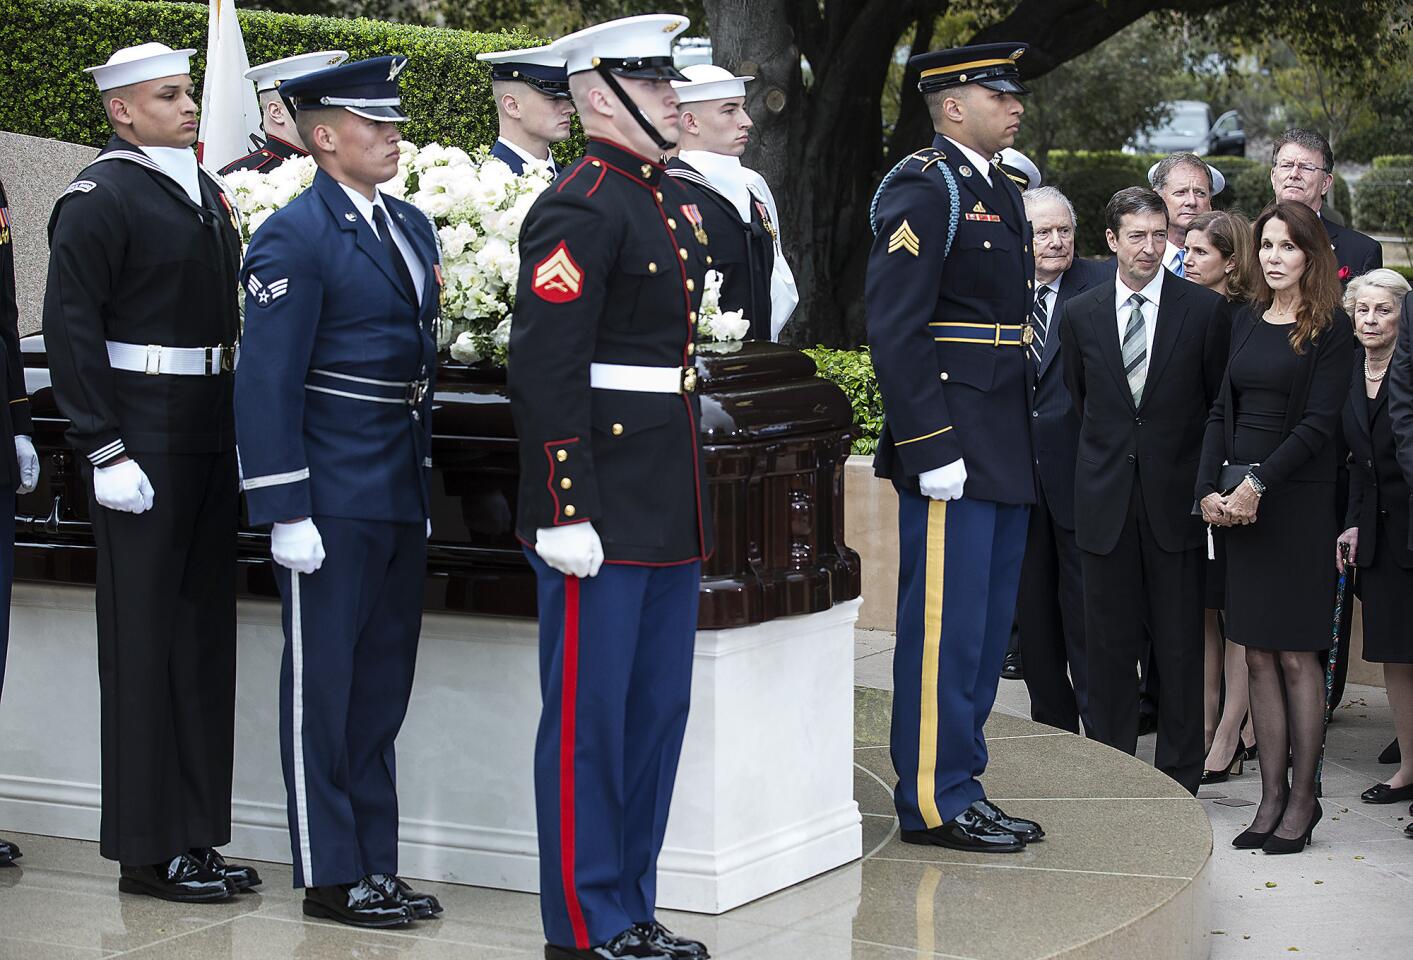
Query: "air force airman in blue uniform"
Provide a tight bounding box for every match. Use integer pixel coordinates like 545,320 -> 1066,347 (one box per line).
867,44 -> 1046,853
233,56 -> 445,929
476,45 -> 573,176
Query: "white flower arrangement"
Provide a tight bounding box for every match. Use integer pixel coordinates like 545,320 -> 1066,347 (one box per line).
224,140 -> 554,367
697,269 -> 750,343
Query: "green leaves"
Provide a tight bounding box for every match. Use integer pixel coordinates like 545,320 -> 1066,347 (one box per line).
802,347 -> 883,455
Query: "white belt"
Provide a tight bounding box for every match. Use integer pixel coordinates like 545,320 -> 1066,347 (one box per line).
106,340 -> 237,376
589,362 -> 697,394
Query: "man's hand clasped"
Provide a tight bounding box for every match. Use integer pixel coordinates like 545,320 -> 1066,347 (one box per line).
535,522 -> 604,579
1201,477 -> 1261,528
93,458 -> 154,514
271,518 -> 326,575
918,458 -> 968,501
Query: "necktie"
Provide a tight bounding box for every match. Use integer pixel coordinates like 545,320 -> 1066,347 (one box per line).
1030,286 -> 1050,373
1173,248 -> 1185,278
372,205 -> 417,303
1122,293 -> 1148,406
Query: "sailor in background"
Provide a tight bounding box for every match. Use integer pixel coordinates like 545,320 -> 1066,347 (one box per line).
0,175 -> 39,869
43,42 -> 256,900
477,45 -> 575,176
234,56 -> 443,929
509,14 -> 713,960
218,50 -> 348,175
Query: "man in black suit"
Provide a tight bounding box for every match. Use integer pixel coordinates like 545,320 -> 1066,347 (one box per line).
1271,128 -> 1381,280
1061,187 -> 1230,794
1017,185 -> 1105,735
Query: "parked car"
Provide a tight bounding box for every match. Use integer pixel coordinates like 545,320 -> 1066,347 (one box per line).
1127,100 -> 1245,157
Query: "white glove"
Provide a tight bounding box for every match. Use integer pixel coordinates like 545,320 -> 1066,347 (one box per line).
426,518 -> 433,540
271,518 -> 326,575
93,459 -> 154,514
918,458 -> 967,501
14,435 -> 38,494
535,522 -> 604,579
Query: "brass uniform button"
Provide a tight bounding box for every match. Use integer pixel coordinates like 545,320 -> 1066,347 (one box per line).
556,450 -> 568,462
686,279 -> 695,292
641,163 -> 652,178
689,310 -> 698,322
648,262 -> 658,274
655,190 -> 664,203
560,477 -> 572,490
591,159 -> 601,167
668,217 -> 678,229
1027,279 -> 1034,289
983,240 -> 992,249
705,255 -> 713,265
679,248 -> 688,260
611,423 -> 624,436
687,342 -> 695,355
564,504 -> 576,517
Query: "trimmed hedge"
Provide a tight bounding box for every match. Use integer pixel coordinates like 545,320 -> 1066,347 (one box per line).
1373,155 -> 1413,169
1355,167 -> 1413,235
0,0 -> 551,156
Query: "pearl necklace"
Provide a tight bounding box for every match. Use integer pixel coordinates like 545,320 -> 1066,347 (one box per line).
1366,356 -> 1390,382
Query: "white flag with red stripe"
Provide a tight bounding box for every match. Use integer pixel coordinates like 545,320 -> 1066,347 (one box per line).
196,0 -> 261,171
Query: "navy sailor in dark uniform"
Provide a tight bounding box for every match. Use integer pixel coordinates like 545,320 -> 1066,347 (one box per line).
43,42 -> 257,900
866,43 -> 1045,853
476,45 -> 574,176
218,51 -> 347,176
509,14 -> 712,960
233,56 -> 443,929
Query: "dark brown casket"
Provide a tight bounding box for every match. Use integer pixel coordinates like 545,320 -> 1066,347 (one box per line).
15,337 -> 860,629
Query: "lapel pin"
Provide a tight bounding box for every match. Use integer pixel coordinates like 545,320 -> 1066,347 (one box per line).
959,165 -> 972,178
344,212 -> 358,222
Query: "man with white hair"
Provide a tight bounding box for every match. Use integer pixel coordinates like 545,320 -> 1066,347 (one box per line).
218,50 -> 348,175
1148,152 -> 1222,278
477,45 -> 576,176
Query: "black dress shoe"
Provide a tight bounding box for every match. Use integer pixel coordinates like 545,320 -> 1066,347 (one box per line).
545,925 -> 673,959
303,878 -> 413,928
970,798 -> 1044,841
1379,739 -> 1401,765
0,837 -> 21,864
190,847 -> 261,891
1361,782 -> 1413,804
1137,713 -> 1158,737
634,920 -> 709,959
900,807 -> 1025,853
368,872 -> 443,919
118,854 -> 236,902
1001,650 -> 1024,680
1405,822 -> 1413,838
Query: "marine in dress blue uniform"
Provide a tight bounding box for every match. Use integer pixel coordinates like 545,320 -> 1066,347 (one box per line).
217,51 -> 348,176
508,15 -> 712,960
233,56 -> 444,929
477,45 -> 573,176
867,44 -> 1045,853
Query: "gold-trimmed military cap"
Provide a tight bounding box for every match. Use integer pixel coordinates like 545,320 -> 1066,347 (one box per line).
910,42 -> 1029,95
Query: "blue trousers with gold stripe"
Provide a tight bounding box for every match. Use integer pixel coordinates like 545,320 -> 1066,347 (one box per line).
890,488 -> 1028,831
526,550 -> 701,950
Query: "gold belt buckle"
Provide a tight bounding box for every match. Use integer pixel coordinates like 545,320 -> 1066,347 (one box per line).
1022,325 -> 1035,347
680,366 -> 698,394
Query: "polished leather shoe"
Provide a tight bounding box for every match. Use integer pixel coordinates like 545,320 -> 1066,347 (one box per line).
118,854 -> 235,902
970,798 -> 1043,841
1361,782 -> 1413,804
546,925 -> 673,958
1379,739 -> 1401,765
0,837 -> 21,864
900,807 -> 1025,852
368,872 -> 443,919
1136,712 -> 1159,737
634,920 -> 709,959
190,847 -> 261,891
303,878 -> 413,928
1405,822 -> 1413,838
1001,650 -> 1024,681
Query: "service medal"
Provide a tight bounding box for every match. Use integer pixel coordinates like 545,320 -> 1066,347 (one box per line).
681,203 -> 709,245
754,200 -> 778,243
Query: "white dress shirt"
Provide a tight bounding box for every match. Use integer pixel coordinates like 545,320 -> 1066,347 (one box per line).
942,136 -> 992,186
497,137 -> 557,175
338,182 -> 426,303
1114,268 -> 1164,359
1162,240 -> 1186,276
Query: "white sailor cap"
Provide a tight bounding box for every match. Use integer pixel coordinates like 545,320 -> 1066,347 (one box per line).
85,42 -> 196,92
245,51 -> 349,93
550,14 -> 690,80
1148,158 -> 1227,196
672,64 -> 753,104
997,148 -> 1041,191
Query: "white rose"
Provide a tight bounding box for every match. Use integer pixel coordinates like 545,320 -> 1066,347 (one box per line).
449,330 -> 482,364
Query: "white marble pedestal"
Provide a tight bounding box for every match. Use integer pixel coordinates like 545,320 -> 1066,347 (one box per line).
0,582 -> 861,913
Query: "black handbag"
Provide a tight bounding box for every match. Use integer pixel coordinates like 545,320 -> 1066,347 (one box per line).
1193,462 -> 1257,516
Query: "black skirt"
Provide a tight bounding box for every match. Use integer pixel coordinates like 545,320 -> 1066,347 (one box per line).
1359,518 -> 1413,663
1224,480 -> 1337,652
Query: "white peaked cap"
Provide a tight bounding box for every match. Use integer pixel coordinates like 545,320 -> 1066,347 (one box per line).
672,63 -> 753,104
998,147 -> 1042,191
1148,159 -> 1227,195
85,42 -> 195,91
550,14 -> 690,76
476,44 -> 565,68
245,51 -> 349,93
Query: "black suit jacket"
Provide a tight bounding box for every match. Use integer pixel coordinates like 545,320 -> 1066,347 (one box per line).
1062,271 -> 1231,555
1344,348 -> 1413,569
0,179 -> 33,489
1324,215 -> 1382,280
1032,257 -> 1108,530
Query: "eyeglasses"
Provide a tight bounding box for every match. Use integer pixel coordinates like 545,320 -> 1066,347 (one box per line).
1274,160 -> 1327,176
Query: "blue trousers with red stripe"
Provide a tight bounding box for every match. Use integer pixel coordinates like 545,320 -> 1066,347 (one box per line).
526,550 -> 701,950
890,489 -> 1028,832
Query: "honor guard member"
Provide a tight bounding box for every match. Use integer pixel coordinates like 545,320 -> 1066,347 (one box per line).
866,43 -> 1045,854
233,56 -> 443,929
666,64 -> 776,341
218,50 -> 348,175
509,14 -> 713,960
43,42 -> 257,900
476,45 -> 575,176
0,176 -> 39,868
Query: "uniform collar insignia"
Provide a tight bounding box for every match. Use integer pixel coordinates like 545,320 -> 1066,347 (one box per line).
959,164 -> 972,178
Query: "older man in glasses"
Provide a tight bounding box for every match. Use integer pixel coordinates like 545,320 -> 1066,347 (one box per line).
1270,127 -> 1381,282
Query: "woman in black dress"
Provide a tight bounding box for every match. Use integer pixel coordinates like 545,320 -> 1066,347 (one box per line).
1336,268 -> 1413,816
1196,201 -> 1354,854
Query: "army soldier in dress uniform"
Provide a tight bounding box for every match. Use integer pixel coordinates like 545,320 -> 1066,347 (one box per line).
666,64 -> 776,341
476,45 -> 574,176
867,43 -> 1045,854
509,14 -> 713,960
43,42 -> 257,900
234,55 -> 443,929
0,175 -> 39,869
218,51 -> 348,175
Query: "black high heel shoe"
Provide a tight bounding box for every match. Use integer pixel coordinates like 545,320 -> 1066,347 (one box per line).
1263,801 -> 1323,855
1233,800 -> 1287,849
1242,742 -> 1258,763
1201,744 -> 1245,784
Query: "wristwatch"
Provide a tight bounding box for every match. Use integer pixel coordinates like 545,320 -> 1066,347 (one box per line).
1243,472 -> 1266,496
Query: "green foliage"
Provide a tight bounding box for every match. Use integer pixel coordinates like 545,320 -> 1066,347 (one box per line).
1373,155 -> 1413,169
802,347 -> 882,455
1354,167 -> 1413,235
0,0 -> 571,159
1390,265 -> 1413,284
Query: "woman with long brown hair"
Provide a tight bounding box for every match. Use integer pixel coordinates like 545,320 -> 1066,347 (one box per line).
1196,201 -> 1354,854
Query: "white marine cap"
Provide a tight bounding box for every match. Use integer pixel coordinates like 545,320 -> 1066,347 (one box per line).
997,147 -> 1042,191
550,14 -> 691,78
245,51 -> 349,93
85,42 -> 196,92
672,63 -> 753,104
1148,158 -> 1227,195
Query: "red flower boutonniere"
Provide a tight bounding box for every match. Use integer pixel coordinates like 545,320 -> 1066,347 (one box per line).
1338,265 -> 1352,282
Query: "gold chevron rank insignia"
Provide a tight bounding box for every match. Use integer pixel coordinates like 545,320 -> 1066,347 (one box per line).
888,220 -> 920,256
532,241 -> 584,303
